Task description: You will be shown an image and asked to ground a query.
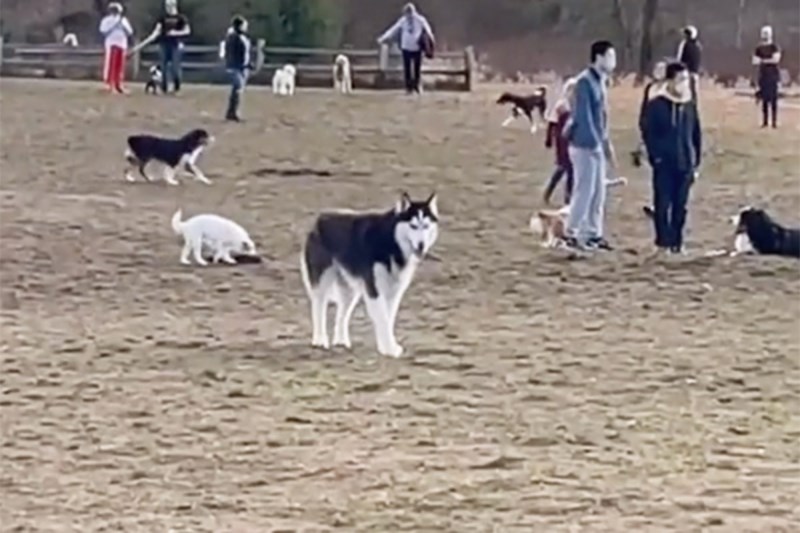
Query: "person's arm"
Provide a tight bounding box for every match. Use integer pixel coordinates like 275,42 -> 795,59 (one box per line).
764,46 -> 781,64
420,15 -> 434,42
122,17 -> 133,36
377,18 -> 402,44
99,16 -> 119,35
676,40 -> 686,62
643,99 -> 664,165
129,23 -> 161,55
545,120 -> 555,148
692,106 -> 702,171
638,82 -> 652,138
168,16 -> 191,37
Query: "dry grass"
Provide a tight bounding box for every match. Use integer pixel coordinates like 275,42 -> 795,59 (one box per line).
1,79 -> 799,532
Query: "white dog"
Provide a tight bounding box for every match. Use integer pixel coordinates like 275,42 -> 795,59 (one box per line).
272,64 -> 296,96
333,54 -> 352,94
62,33 -> 79,47
171,209 -> 257,266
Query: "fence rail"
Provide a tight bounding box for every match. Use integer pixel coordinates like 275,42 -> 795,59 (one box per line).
0,38 -> 477,92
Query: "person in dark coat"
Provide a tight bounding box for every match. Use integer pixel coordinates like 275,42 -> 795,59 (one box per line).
676,25 -> 702,100
222,15 -> 254,122
642,61 -> 702,255
753,25 -> 782,128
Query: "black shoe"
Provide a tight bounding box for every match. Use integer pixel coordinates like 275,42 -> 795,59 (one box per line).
587,237 -> 613,251
563,236 -> 586,251
226,116 -> 243,122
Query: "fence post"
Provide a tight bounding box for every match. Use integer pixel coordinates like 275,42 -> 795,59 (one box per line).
464,45 -> 476,92
0,36 -> 4,75
131,43 -> 141,80
376,43 -> 389,88
255,39 -> 265,73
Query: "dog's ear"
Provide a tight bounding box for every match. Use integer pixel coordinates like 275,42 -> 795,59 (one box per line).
426,192 -> 439,219
395,191 -> 412,214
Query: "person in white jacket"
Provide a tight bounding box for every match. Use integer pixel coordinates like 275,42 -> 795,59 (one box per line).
99,2 -> 133,93
377,2 -> 435,94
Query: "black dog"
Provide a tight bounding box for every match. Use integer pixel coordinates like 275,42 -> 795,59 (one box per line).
497,88 -> 547,133
732,206 -> 800,258
144,65 -> 162,94
124,129 -> 213,185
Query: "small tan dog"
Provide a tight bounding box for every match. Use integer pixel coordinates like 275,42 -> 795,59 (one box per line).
529,177 -> 628,248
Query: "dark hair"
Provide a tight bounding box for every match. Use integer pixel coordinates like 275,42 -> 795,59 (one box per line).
590,40 -> 614,63
232,15 -> 246,30
665,61 -> 688,80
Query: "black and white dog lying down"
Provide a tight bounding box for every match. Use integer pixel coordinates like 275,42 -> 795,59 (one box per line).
729,206 -> 800,258
643,205 -> 800,258
497,88 -> 547,133
124,128 -> 214,185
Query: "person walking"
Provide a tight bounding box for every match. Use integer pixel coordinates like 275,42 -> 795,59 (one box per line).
222,16 -> 253,122
129,0 -> 191,94
563,40 -> 618,251
99,2 -> 133,94
642,61 -> 702,255
753,25 -> 782,129
543,78 -> 577,205
377,2 -> 435,95
676,25 -> 702,100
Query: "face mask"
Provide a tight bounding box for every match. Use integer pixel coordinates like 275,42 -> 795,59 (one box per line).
674,78 -> 691,98
240,21 -> 249,33
598,49 -> 617,74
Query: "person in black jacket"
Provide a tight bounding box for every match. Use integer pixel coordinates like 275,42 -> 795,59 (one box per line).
642,61 -> 702,255
223,15 -> 254,122
753,25 -> 782,128
676,25 -> 702,100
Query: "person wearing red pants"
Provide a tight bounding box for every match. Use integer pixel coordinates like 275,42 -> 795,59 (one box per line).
99,2 -> 133,93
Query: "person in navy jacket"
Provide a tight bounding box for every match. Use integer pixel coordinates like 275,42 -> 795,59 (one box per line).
642,61 -> 702,255
223,15 -> 254,122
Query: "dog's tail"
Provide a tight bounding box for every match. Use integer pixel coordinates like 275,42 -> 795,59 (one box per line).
171,209 -> 184,235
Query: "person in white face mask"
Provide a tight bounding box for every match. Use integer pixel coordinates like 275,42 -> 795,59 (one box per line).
641,61 -> 703,256
562,40 -> 618,251
752,25 -> 782,128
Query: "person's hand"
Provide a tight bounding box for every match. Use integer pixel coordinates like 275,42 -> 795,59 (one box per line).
693,169 -> 700,181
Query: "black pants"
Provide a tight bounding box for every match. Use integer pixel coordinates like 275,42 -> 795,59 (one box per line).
652,165 -> 693,250
760,82 -> 779,127
402,50 -> 422,93
543,165 -> 574,205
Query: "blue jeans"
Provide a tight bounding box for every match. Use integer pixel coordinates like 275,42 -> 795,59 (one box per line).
226,69 -> 247,119
160,43 -> 182,93
565,147 -> 607,242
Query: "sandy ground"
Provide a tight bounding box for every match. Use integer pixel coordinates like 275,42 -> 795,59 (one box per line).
0,79 -> 799,533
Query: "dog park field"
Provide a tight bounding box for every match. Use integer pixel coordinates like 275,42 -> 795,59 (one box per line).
1,78 -> 798,532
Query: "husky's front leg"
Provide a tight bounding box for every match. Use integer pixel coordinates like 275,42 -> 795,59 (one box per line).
364,295 -> 402,357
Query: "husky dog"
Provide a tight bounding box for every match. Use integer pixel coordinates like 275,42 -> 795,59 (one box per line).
333,54 -> 353,94
300,192 -> 439,357
272,64 -> 297,96
124,128 -> 213,185
145,65 -> 162,94
171,209 -> 258,266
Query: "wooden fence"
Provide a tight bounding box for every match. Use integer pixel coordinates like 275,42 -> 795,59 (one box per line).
0,37 -> 477,92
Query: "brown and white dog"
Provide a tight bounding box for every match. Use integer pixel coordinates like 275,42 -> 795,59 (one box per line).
497,87 -> 547,133
529,177 -> 628,247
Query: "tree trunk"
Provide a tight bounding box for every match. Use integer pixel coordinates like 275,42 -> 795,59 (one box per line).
735,0 -> 747,49
637,0 -> 659,81
611,0 -> 634,70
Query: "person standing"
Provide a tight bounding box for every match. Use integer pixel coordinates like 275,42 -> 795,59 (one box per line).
753,25 -> 782,129
130,0 -> 191,94
543,78 -> 577,205
676,25 -> 701,100
222,16 -> 253,122
377,2 -> 435,95
99,2 -> 133,94
563,40 -> 618,251
642,61 -> 702,255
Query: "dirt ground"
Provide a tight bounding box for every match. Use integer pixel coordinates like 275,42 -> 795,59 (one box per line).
0,79 -> 798,533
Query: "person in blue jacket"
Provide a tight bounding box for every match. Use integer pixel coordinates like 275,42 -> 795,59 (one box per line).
642,61 -> 702,255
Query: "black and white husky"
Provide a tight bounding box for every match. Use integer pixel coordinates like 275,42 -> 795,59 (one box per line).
300,192 -> 439,357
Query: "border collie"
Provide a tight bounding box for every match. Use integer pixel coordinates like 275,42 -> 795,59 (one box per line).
497,88 -> 547,133
124,129 -> 213,185
145,65 -> 162,94
730,206 -> 800,258
300,192 -> 439,357
530,177 -> 628,248
272,64 -> 297,96
171,209 -> 259,266
333,54 -> 353,94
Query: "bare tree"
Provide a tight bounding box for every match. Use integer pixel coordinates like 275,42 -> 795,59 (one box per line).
611,0 -> 635,70
637,0 -> 659,80
735,0 -> 747,49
